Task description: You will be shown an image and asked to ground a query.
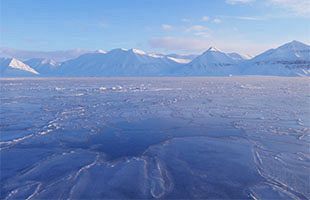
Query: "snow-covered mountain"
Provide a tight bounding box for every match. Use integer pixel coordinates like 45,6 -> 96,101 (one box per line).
144,53 -> 195,64
24,58 -> 60,75
58,48 -> 181,76
227,53 -> 251,61
94,49 -> 106,54
166,56 -> 191,64
0,58 -> 39,77
179,47 -> 241,76
0,48 -> 93,62
0,40 -> 309,77
166,54 -> 197,64
242,41 -> 310,76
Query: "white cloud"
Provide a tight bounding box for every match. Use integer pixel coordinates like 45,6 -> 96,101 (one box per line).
234,16 -> 265,20
226,0 -> 255,4
227,0 -> 310,16
219,15 -> 266,21
194,32 -> 210,37
161,24 -> 173,31
268,0 -> 310,15
181,18 -> 191,22
202,16 -> 210,21
186,25 -> 208,32
148,36 -> 278,55
149,37 -> 211,51
212,18 -> 222,23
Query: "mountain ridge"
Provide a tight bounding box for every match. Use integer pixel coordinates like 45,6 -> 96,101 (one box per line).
0,40 -> 309,77
0,57 -> 39,77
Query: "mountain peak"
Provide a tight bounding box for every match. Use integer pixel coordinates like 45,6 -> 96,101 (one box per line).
189,46 -> 237,69
107,48 -> 147,56
129,48 -> 146,55
249,40 -> 310,68
279,40 -> 309,50
106,48 -> 129,55
207,46 -> 221,52
111,48 -> 128,52
290,40 -> 303,45
0,57 -> 39,75
95,49 -> 106,54
24,58 -> 59,70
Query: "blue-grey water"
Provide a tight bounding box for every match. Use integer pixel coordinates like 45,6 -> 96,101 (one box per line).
0,77 -> 309,199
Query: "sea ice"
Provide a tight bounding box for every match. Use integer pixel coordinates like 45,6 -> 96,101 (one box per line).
0,77 -> 309,199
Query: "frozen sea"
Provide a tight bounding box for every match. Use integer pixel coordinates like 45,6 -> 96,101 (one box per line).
0,77 -> 309,199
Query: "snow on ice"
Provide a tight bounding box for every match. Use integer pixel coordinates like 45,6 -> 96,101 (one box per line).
0,77 -> 309,199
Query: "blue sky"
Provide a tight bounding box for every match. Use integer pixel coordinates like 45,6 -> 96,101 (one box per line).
0,0 -> 309,55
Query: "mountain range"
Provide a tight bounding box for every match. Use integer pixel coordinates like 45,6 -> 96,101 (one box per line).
0,40 -> 309,77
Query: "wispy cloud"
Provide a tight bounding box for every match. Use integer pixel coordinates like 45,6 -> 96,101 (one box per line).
149,37 -> 211,52
185,25 -> 210,38
201,16 -> 210,21
212,18 -> 222,23
149,36 -> 280,55
267,0 -> 310,16
227,0 -> 310,16
234,16 -> 265,20
220,15 -> 266,21
226,0 -> 255,4
161,24 -> 173,31
186,25 -> 208,32
194,32 -> 210,37
181,18 -> 191,22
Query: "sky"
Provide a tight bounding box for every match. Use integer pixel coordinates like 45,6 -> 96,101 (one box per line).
0,0 -> 309,55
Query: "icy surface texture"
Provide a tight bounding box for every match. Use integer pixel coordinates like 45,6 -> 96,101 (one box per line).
0,77 -> 309,199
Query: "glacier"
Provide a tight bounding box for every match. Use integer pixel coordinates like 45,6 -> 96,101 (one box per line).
0,77 -> 309,199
